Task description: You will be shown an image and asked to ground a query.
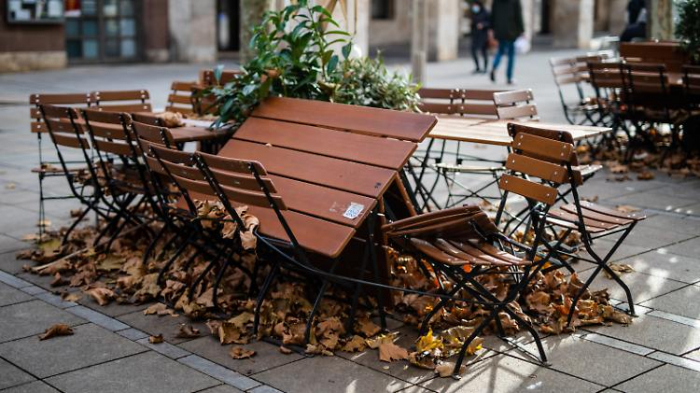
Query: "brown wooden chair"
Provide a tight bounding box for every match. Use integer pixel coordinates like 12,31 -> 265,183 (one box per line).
166,81 -> 198,115
550,55 -> 603,125
382,204 -> 547,376
493,89 -> 539,121
497,123 -> 646,325
418,87 -> 500,118
29,93 -> 91,235
620,41 -> 688,74
198,69 -> 242,87
91,90 -> 152,114
38,104 -> 108,244
81,109 -> 153,249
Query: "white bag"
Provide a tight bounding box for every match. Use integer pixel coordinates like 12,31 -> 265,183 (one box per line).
515,36 -> 531,54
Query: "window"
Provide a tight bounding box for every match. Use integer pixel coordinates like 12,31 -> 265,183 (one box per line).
371,0 -> 394,20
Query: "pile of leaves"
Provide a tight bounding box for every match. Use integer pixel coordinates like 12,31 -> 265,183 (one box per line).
18,205 -> 632,378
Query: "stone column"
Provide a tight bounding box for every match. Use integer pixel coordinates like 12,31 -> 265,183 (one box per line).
552,0 -> 595,48
608,0 -> 628,35
168,0 -> 217,63
648,0 -> 674,40
411,0 -> 429,83
427,0 -> 460,62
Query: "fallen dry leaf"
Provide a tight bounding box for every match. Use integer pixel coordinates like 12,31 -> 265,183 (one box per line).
605,263 -> 634,279
229,346 -> 256,359
435,362 -> 465,377
86,286 -> 114,306
378,341 -> 409,363
637,171 -> 655,180
39,323 -> 74,340
616,205 -> 640,213
149,334 -> 164,344
279,345 -> 293,354
341,335 -> 367,352
176,324 -> 201,339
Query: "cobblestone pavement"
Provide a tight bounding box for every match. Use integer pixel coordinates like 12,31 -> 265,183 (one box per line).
1,50 -> 699,392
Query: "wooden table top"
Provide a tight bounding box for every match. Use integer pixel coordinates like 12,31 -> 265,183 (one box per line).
168,119 -> 232,143
216,97 -> 436,258
429,117 -> 613,146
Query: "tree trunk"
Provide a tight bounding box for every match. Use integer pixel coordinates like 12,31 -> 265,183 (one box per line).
240,0 -> 271,63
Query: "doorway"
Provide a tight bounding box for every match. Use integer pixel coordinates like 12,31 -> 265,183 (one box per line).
217,0 -> 241,53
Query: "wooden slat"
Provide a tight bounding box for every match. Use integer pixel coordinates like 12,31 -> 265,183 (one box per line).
93,139 -> 133,156
234,117 -> 416,170
92,90 -> 150,101
29,93 -> 90,105
505,154 -> 568,184
512,132 -> 574,163
210,169 -> 277,193
498,174 -> 557,205
251,97 -> 437,142
96,103 -> 153,113
493,89 -> 534,105
419,88 -> 461,99
88,122 -> 129,139
168,94 -> 192,104
497,104 -> 538,120
51,133 -> 88,149
218,140 -> 396,198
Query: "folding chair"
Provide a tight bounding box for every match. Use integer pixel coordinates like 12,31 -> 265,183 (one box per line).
38,104 -> 109,244
497,123 -> 646,325
148,145 -> 257,309
550,55 -> 603,126
382,205 -> 548,376
622,63 -> 684,159
194,151 -> 387,345
493,89 -> 539,121
29,93 -> 91,237
91,90 -> 152,113
411,88 -> 504,210
166,81 -> 198,115
81,109 -> 154,250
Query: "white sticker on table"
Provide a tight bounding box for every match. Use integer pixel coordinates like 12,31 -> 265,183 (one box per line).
343,203 -> 365,220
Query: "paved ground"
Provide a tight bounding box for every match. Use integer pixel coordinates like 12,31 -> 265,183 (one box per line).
1,49 -> 700,392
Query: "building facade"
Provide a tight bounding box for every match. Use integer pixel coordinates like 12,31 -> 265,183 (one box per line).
0,0 -> 677,73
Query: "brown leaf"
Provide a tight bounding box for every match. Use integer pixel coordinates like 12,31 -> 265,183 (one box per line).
50,272 -> 69,287
148,334 -> 164,344
61,292 -> 82,302
637,171 -> 655,180
341,335 -> 367,352
435,362 -> 465,377
279,345 -> 293,354
357,318 -> 381,338
39,323 -> 74,340
616,205 -> 640,213
86,287 -> 114,306
229,346 -> 256,360
378,341 -> 409,363
175,324 -> 201,339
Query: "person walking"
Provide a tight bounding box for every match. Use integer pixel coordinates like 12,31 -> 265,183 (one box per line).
489,0 -> 524,84
469,0 -> 490,74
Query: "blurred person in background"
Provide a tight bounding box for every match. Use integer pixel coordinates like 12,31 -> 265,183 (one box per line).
489,0 -> 524,84
469,0 -> 490,74
620,0 -> 647,42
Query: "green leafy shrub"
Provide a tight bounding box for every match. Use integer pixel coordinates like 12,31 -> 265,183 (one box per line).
206,0 -> 419,126
677,0 -> 700,64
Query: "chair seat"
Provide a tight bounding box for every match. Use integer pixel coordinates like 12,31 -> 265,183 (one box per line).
547,201 -> 646,233
409,237 -> 530,267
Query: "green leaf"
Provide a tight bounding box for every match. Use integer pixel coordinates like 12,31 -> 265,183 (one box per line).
213,64 -> 224,84
342,43 -> 352,59
326,55 -> 339,75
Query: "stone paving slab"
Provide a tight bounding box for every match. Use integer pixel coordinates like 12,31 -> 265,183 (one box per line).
582,314 -> 700,355
118,310 -> 209,345
178,354 -> 261,391
46,351 -> 220,393
0,299 -> 85,343
615,364 -> 700,393
576,269 -> 688,305
639,284 -> 700,320
0,234 -> 28,254
0,357 -> 36,390
606,191 -> 698,213
0,251 -> 30,275
0,381 -> 61,393
199,385 -> 245,393
616,249 -> 700,284
336,326 -> 495,385
15,271 -> 64,291
508,334 -> 662,387
0,281 -> 33,306
65,305 -> 130,331
0,323 -> 146,378
661,237 -> 700,260
178,335 -> 303,376
253,354 -> 413,393
76,293 -> 150,317
419,353 -> 603,393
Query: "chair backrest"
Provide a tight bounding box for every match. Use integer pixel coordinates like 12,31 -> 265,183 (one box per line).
493,89 -> 538,120
498,123 -> 578,206
620,41 -> 687,73
418,87 -> 500,118
131,112 -> 163,126
39,104 -> 90,153
91,90 -> 152,113
683,65 -> 700,102
29,93 -> 91,134
195,152 -> 286,211
198,69 -> 242,87
623,63 -> 669,95
82,109 -> 136,158
587,61 -> 625,92
550,57 -> 581,87
131,121 -> 175,151
166,81 -> 197,115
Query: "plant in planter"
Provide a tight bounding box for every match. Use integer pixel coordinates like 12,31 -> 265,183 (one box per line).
206,0 -> 419,126
676,0 -> 700,64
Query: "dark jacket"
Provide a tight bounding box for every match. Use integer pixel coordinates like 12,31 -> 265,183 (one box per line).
471,8 -> 490,43
490,0 -> 524,41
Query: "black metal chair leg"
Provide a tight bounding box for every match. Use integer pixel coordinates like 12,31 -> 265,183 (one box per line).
452,311 -> 493,378
141,224 -> 168,265
61,204 -> 92,245
253,261 -> 281,337
211,256 -> 232,311
304,258 -> 339,344
156,239 -> 191,286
